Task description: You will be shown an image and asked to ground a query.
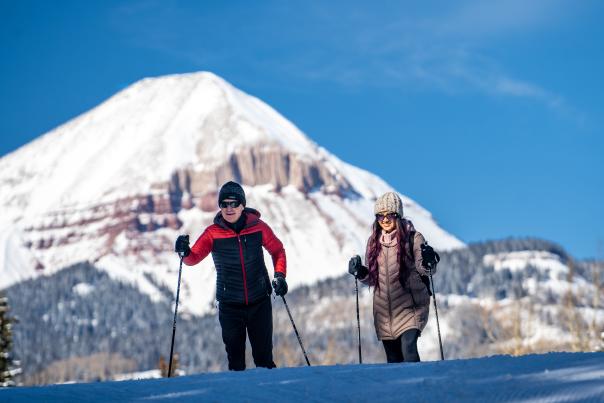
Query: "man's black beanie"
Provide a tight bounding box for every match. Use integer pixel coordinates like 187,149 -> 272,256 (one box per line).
218,181 -> 246,206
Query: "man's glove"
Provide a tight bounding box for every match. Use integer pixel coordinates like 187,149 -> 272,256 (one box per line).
272,272 -> 288,296
348,255 -> 369,279
420,242 -> 440,271
175,235 -> 191,257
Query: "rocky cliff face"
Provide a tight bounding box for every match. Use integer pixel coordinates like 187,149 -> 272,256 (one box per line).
173,144 -> 360,204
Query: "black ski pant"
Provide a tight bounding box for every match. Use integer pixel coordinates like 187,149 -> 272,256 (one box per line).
218,295 -> 276,371
382,328 -> 421,363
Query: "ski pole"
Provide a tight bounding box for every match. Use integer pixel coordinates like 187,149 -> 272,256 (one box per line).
355,277 -> 362,364
429,267 -> 445,361
279,294 -> 311,366
168,254 -> 185,377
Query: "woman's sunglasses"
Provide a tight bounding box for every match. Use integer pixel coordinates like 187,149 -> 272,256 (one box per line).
219,200 -> 241,208
376,212 -> 399,222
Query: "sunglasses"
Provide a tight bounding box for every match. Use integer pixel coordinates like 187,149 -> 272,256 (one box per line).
376,212 -> 399,222
219,200 -> 241,208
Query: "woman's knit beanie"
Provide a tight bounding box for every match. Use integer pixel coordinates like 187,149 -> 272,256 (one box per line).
374,192 -> 404,217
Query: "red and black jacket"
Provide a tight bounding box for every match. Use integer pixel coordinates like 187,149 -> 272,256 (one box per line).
183,208 -> 287,305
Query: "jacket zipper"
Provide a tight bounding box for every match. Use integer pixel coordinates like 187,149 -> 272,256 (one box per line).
238,234 -> 249,305
385,246 -> 394,337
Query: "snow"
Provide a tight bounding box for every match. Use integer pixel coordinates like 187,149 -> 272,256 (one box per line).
1,352 -> 603,402
112,370 -> 162,382
72,282 -> 94,297
483,250 -> 568,273
0,221 -> 40,288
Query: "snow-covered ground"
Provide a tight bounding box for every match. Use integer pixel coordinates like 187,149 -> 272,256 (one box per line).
2,352 -> 603,402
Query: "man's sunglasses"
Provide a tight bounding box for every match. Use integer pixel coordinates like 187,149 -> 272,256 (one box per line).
219,200 -> 241,208
376,212 -> 399,222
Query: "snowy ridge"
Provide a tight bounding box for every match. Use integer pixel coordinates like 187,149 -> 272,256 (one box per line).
483,250 -> 568,273
0,71 -> 464,316
482,250 -> 591,296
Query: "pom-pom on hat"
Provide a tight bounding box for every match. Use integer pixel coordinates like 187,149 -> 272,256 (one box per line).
218,181 -> 246,206
374,192 -> 403,217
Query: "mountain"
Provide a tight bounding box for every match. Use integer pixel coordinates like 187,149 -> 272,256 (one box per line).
0,71 -> 463,318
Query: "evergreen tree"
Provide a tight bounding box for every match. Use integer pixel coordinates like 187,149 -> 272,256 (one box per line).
0,293 -> 20,386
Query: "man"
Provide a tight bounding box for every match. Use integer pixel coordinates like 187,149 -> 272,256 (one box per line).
174,181 -> 288,370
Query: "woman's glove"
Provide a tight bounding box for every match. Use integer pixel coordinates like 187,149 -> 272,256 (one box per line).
348,255 -> 368,279
420,243 -> 440,271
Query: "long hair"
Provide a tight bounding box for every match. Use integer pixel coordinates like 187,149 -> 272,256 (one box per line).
365,216 -> 416,289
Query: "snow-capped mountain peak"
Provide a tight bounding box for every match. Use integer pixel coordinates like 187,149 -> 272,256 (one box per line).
0,71 -> 464,315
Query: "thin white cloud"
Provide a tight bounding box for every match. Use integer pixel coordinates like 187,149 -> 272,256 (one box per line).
494,78 -> 549,99
434,0 -> 571,39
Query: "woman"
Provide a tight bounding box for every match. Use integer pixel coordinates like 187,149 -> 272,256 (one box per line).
348,192 -> 436,363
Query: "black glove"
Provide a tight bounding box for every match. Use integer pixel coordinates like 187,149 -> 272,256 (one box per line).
348,255 -> 369,279
420,242 -> 440,271
174,235 -> 191,257
272,272 -> 288,296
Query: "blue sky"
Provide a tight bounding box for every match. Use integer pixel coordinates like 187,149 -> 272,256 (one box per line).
1,0 -> 603,259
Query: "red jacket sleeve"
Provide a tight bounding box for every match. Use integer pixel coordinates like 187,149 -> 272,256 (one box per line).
183,227 -> 213,266
260,221 -> 287,276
